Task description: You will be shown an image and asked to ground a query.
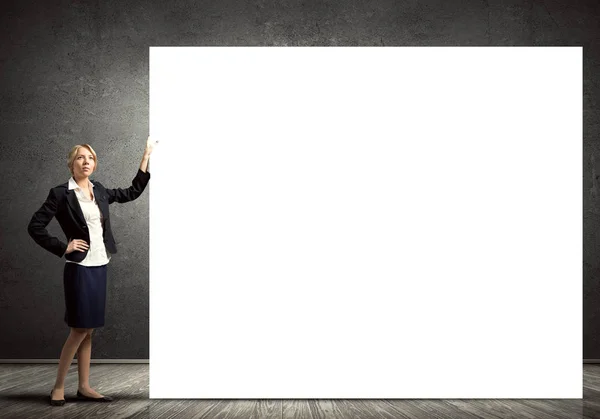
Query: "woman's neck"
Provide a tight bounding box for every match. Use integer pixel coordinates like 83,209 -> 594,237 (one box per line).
73,174 -> 90,190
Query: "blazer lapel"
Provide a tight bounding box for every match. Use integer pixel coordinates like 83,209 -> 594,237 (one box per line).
91,180 -> 108,223
66,189 -> 87,226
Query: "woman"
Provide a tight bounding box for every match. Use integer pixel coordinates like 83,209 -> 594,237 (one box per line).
27,137 -> 157,406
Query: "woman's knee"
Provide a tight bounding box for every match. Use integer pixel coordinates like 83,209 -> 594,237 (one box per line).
71,327 -> 93,337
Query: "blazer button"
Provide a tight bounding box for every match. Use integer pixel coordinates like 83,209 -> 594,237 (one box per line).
83,225 -> 88,229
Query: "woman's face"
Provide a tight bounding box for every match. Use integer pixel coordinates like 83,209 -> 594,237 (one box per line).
73,148 -> 96,178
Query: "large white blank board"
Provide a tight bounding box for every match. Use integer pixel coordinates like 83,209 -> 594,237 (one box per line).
149,47 -> 582,398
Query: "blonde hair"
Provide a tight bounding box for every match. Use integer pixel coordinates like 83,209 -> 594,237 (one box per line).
67,144 -> 98,175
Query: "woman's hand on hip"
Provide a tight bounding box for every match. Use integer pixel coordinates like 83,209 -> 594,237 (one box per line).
65,239 -> 89,254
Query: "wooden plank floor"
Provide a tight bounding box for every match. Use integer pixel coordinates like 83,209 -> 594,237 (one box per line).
1,364 -> 599,418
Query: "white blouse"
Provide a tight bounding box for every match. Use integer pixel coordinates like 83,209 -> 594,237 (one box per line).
64,177 -> 111,266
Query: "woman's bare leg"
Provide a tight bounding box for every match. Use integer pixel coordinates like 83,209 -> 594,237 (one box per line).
76,328 -> 106,398
51,328 -> 89,400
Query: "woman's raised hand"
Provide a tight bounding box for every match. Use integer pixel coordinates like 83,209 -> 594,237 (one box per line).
65,239 -> 89,254
145,136 -> 158,157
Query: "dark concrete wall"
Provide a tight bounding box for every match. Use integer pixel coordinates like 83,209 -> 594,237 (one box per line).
1,0 -> 598,359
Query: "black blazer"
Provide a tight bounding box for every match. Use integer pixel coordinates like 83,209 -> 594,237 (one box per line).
27,168 -> 151,263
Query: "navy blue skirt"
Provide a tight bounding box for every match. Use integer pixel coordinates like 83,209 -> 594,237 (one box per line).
63,263 -> 108,328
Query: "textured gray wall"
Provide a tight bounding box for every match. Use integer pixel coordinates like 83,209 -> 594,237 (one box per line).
1,0 -> 598,359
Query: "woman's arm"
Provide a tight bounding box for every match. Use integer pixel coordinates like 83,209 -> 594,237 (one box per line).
139,149 -> 150,173
101,170 -> 150,204
104,137 -> 156,204
27,188 -> 68,258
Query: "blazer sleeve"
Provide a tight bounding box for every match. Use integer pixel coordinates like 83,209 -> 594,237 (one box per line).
102,169 -> 151,204
27,188 -> 68,258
